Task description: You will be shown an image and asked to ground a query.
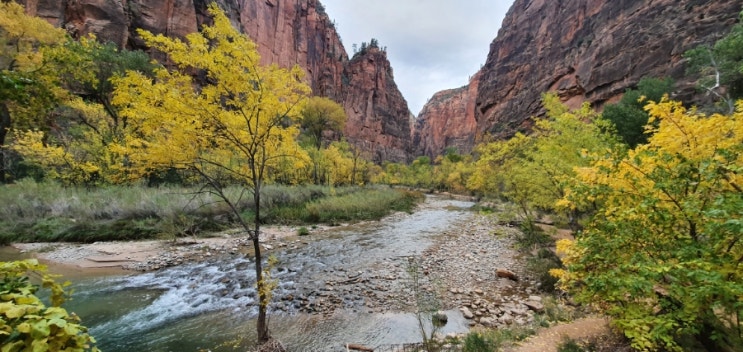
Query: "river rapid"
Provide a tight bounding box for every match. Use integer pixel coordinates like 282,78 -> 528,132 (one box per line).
16,195 -> 535,351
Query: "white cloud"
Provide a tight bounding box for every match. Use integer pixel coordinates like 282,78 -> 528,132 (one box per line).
321,0 -> 514,114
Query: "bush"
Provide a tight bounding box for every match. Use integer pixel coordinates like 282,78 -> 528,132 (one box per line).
558,337 -> 597,352
0,260 -> 99,351
462,326 -> 537,351
515,218 -> 552,249
462,333 -> 495,352
528,248 -> 563,293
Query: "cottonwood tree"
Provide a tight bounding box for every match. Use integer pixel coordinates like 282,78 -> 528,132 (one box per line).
112,4 -> 310,343
300,96 -> 347,184
0,2 -> 66,182
12,36 -> 155,184
300,96 -> 346,149
468,93 -> 618,227
556,98 -> 743,351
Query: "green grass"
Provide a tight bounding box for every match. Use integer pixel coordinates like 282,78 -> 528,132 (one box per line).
0,180 -> 424,244
304,188 -> 423,223
462,326 -> 537,351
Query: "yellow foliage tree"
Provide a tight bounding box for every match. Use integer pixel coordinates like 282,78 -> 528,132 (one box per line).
557,98 -> 743,351
111,4 -> 310,343
11,35 -> 156,185
300,96 -> 346,149
0,2 -> 67,182
468,93 -> 618,227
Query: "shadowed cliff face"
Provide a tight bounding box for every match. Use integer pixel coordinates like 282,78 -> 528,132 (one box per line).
343,48 -> 413,163
18,0 -> 411,163
415,0 -> 741,158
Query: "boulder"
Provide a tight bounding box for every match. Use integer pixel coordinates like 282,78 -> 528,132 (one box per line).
460,307 -> 474,320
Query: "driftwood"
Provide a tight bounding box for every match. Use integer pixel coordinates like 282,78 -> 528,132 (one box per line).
496,268 -> 519,281
346,343 -> 374,351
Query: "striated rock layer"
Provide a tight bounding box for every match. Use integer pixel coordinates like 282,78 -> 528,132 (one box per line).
414,71 -> 480,158
18,0 -> 411,163
475,0 -> 742,141
415,0 -> 741,158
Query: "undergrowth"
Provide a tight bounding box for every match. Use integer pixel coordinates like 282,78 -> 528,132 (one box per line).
0,180 -> 423,244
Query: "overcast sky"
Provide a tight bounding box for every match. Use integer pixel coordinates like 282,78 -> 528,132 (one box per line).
321,0 -> 515,115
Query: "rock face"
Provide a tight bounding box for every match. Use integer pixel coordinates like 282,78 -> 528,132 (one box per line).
414,71 -> 480,158
414,0 -> 742,157
474,0 -> 742,141
343,48 -> 413,163
18,0 -> 411,163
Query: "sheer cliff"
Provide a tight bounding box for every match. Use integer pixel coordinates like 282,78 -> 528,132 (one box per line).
18,0 -> 411,163
415,0 -> 742,158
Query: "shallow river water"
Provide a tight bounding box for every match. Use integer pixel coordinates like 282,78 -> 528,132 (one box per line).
17,196 -> 477,351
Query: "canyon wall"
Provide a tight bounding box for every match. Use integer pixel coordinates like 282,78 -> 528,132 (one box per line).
475,0 -> 742,141
416,0 -> 742,157
343,48 -> 413,163
413,71 -> 480,158
18,0 -> 411,163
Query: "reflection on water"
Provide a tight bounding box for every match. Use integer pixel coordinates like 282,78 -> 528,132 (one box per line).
4,196 -> 476,351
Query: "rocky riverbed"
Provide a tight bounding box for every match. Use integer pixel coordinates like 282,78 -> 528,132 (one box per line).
268,214 -> 544,330
13,200 -> 543,332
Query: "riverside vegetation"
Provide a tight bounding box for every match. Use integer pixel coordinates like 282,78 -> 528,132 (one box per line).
2,1 -> 743,351
0,181 -> 422,245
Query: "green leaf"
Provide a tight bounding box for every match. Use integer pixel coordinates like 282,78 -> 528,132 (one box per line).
30,320 -> 50,339
3,306 -> 27,319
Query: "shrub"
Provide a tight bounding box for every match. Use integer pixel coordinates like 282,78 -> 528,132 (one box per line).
528,248 -> 563,293
462,333 -> 495,352
0,260 -> 99,351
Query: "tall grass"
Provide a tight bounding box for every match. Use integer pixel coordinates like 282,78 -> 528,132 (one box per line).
304,188 -> 423,223
0,180 -> 423,244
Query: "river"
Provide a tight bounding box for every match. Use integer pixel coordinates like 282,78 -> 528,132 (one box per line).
37,195 -> 479,351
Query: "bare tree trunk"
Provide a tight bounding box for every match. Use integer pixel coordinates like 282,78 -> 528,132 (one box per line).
0,103 -> 10,183
253,184 -> 271,343
254,235 -> 270,342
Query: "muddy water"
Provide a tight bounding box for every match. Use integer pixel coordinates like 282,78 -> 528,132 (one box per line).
23,196 -> 477,351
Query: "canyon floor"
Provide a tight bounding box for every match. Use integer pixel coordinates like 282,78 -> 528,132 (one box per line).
11,203 -> 615,351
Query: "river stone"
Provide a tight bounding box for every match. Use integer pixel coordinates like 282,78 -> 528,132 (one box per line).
524,300 -> 544,313
479,316 -> 497,327
499,313 -> 514,325
460,307 -> 474,319
496,268 -> 518,281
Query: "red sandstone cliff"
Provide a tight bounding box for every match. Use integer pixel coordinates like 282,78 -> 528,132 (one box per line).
18,0 -> 411,163
475,0 -> 742,141
343,47 -> 413,163
414,71 -> 480,158
414,0 -> 741,158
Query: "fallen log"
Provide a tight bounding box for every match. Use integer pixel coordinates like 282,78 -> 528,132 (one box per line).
346,343 -> 374,351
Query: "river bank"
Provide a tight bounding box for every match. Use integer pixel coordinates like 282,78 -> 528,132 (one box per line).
11,199 -> 545,332
8,196 -> 584,351
11,224 -> 316,272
